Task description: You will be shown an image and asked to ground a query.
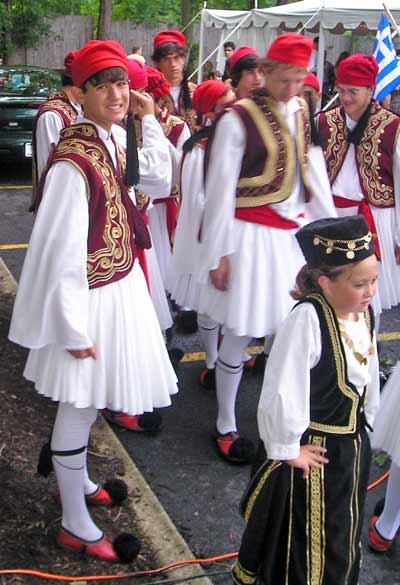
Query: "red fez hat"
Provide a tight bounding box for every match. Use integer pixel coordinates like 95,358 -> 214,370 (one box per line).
266,33 -> 313,68
153,30 -> 186,50
303,71 -> 320,93
192,80 -> 228,114
71,40 -> 128,87
335,53 -> 378,87
127,58 -> 148,90
64,51 -> 77,78
146,67 -> 170,99
229,46 -> 259,70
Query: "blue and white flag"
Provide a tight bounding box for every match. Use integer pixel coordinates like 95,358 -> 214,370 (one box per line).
372,13 -> 400,102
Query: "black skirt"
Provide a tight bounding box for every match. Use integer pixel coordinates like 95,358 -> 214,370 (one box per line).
232,428 -> 371,585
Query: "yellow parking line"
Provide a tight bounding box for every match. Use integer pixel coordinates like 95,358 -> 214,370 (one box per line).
0,244 -> 28,250
0,185 -> 32,190
378,331 -> 400,341
181,334 -> 398,363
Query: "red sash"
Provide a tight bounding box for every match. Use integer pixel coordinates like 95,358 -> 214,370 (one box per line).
333,195 -> 381,261
153,197 -> 179,246
235,206 -> 302,230
137,210 -> 151,293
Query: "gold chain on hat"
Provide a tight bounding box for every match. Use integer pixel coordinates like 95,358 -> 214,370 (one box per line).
313,232 -> 372,260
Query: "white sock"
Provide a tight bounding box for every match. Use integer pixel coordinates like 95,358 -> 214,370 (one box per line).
376,462 -> 400,540
198,313 -> 219,369
51,403 -> 102,542
216,332 -> 250,434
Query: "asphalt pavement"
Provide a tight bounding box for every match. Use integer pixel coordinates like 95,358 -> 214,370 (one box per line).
1,163 -> 399,584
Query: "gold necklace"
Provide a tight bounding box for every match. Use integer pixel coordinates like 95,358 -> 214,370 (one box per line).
338,322 -> 374,365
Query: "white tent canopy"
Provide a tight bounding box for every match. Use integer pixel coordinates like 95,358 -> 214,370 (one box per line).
197,0 -> 400,83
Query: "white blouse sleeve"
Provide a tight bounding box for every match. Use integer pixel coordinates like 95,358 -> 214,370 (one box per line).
138,114 -> 172,198
35,111 -> 63,177
200,110 -> 245,272
364,331 -> 380,428
257,303 -> 321,460
9,161 -> 92,351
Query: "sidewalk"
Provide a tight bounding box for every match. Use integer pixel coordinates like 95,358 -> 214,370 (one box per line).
0,256 -> 212,585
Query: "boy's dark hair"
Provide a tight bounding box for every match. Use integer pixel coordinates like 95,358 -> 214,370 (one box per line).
131,45 -> 141,53
230,55 -> 259,88
224,41 -> 235,50
80,67 -> 128,92
151,42 -> 187,62
61,74 -> 73,87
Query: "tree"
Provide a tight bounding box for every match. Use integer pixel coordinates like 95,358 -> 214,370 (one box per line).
98,0 -> 112,39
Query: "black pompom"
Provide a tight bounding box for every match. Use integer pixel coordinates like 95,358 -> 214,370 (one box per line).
113,533 -> 141,563
229,437 -> 255,464
103,478 -> 128,505
37,441 -> 53,477
137,412 -> 162,433
374,497 -> 385,517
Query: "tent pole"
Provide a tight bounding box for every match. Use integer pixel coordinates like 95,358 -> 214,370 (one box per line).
189,11 -> 252,80
316,26 -> 325,110
197,5 -> 206,83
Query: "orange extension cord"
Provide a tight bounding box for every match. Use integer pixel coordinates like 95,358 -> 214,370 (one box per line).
0,471 -> 390,583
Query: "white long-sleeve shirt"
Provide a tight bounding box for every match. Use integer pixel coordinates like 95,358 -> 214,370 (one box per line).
258,302 -> 380,461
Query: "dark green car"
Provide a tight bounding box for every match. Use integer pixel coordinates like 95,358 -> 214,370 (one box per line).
0,65 -> 62,160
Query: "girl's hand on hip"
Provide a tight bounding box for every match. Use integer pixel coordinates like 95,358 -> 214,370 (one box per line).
286,444 -> 329,479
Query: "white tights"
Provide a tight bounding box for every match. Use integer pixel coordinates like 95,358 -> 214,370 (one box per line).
51,402 -> 102,541
216,332 -> 250,434
376,461 -> 400,540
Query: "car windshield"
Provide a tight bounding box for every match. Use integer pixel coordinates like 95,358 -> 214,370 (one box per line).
0,68 -> 61,97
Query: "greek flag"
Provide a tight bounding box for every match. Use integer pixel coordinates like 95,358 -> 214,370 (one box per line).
372,14 -> 400,102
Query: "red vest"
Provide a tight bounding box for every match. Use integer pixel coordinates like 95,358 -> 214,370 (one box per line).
32,90 -> 79,209
39,123 -> 150,289
318,101 -> 400,208
231,94 -> 311,209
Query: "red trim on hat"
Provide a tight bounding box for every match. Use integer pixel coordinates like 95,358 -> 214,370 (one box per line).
153,30 -> 186,50
303,71 -> 320,93
127,58 -> 148,90
335,53 -> 378,87
266,33 -> 313,69
229,46 -> 259,71
71,40 -> 128,87
192,80 -> 228,114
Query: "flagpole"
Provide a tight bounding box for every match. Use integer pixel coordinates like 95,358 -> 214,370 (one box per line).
383,3 -> 400,38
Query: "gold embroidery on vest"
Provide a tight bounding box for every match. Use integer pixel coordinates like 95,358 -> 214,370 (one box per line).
235,97 -> 309,208
54,125 -> 133,287
285,466 -> 294,584
232,560 -> 258,585
323,109 -> 349,182
244,460 -> 283,522
307,294 -> 360,434
40,90 -> 78,125
357,107 -> 398,206
306,436 -> 326,585
324,104 -> 399,206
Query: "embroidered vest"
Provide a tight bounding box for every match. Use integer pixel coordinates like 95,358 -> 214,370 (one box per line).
298,294 -> 374,435
231,94 -> 311,208
163,80 -> 197,132
32,90 -> 79,208
41,123 -> 150,289
319,101 -> 400,208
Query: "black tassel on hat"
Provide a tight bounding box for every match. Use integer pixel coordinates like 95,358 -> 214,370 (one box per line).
125,111 -> 140,188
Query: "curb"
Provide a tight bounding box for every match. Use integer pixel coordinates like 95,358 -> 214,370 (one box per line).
0,255 -> 212,585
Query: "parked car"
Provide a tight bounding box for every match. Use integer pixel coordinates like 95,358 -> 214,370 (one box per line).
0,65 -> 62,160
